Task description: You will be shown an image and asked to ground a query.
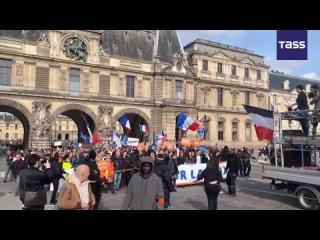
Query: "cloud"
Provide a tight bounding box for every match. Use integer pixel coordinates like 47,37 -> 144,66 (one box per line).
265,57 -> 307,75
302,72 -> 320,80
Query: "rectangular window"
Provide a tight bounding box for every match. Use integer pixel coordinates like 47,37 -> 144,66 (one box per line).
245,68 -> 249,78
232,122 -> 238,141
69,68 -> 80,92
218,121 -> 224,140
126,75 -> 135,98
245,122 -> 252,141
202,60 -> 208,71
6,124 -> 9,130
218,87 -> 223,106
14,133 -> 18,139
175,80 -> 183,99
15,124 -> 18,130
66,126 -> 69,131
58,126 -> 61,131
0,59 -> 12,86
245,91 -> 250,105
217,63 -> 223,74
231,65 -> 236,76
257,70 -> 261,80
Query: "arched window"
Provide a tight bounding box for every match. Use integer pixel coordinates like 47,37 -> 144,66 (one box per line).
232,118 -> 239,141
217,118 -> 225,141
57,133 -> 62,141
65,134 -> 69,140
245,120 -> 252,141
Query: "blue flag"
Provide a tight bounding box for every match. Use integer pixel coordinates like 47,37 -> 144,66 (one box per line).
197,127 -> 204,139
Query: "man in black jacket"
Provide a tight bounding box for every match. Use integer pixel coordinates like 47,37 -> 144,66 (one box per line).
48,154 -> 64,204
226,149 -> 240,196
13,154 -> 28,196
111,149 -> 123,192
19,154 -> 54,210
154,154 -> 175,209
241,148 -> 252,178
289,85 -> 310,136
84,152 -> 102,210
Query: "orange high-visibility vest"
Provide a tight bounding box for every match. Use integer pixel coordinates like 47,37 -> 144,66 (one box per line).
105,161 -> 114,179
96,160 -> 108,179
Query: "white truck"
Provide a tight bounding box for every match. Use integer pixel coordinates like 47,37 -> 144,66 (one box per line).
260,110 -> 320,210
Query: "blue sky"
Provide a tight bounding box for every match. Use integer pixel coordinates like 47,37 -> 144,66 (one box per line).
178,30 -> 320,80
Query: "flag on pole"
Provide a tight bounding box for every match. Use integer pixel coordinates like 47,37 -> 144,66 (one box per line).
82,115 -> 93,143
139,124 -> 149,133
197,127 -> 205,139
243,105 -> 274,142
176,113 -> 200,131
119,115 -> 131,133
113,132 -> 122,148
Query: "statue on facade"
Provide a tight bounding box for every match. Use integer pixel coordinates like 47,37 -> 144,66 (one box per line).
63,37 -> 87,62
98,105 -> 113,129
32,101 -> 52,137
232,94 -> 238,108
36,117 -> 52,137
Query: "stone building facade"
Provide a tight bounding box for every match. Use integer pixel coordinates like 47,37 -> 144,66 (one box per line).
0,30 -> 270,148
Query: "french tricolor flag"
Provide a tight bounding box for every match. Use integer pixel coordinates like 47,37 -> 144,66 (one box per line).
119,114 -> 131,133
139,124 -> 149,133
176,113 -> 200,131
243,105 -> 274,142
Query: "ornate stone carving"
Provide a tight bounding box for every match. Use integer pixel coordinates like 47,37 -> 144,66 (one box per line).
15,64 -> 24,86
83,73 -> 90,93
32,101 -> 52,137
137,79 -> 143,97
170,52 -> 186,66
59,69 -> 67,91
97,105 -> 114,137
119,76 -> 124,96
161,52 -> 197,77
99,44 -> 107,55
37,33 -> 50,44
98,105 -> 113,128
63,37 -> 87,61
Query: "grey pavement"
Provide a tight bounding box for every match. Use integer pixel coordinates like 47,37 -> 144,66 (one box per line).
0,154 -> 301,210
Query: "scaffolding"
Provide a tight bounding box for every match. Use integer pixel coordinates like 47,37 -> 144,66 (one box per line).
273,109 -> 320,168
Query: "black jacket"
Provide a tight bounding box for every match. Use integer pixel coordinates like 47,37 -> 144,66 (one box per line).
12,160 -> 28,178
201,154 -> 209,164
154,159 -> 175,199
220,150 -> 229,161
111,155 -> 124,171
240,150 -> 251,162
226,153 -> 240,175
19,167 -> 54,204
123,156 -> 133,170
50,160 -> 64,180
197,167 -> 222,192
84,159 -> 102,185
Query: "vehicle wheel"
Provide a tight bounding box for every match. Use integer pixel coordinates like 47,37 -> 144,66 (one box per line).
297,189 -> 319,210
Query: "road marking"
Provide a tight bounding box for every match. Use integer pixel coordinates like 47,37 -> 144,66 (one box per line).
0,172 -> 5,178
